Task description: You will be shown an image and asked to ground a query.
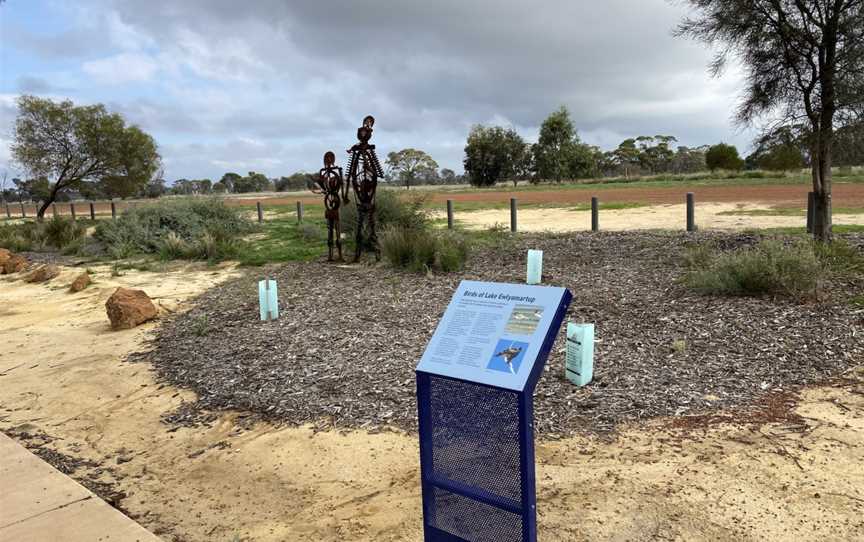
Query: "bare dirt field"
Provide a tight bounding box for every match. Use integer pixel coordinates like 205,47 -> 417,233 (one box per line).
2,260 -> 863,541
449,202 -> 864,232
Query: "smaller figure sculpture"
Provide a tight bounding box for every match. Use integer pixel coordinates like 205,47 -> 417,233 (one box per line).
346,115 -> 385,262
310,151 -> 349,261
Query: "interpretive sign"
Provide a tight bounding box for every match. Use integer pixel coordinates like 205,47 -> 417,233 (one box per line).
416,280 -> 572,542
565,323 -> 594,387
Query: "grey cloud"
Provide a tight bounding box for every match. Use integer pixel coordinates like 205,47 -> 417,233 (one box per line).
9,0 -> 754,178
16,76 -> 54,93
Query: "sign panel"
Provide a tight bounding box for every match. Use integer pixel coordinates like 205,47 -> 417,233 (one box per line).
416,280 -> 569,391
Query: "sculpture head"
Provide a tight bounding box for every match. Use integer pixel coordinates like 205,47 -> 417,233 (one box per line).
357,115 -> 375,144
323,151 -> 336,167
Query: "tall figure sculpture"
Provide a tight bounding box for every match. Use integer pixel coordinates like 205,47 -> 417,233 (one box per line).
310,151 -> 349,261
346,115 -> 385,262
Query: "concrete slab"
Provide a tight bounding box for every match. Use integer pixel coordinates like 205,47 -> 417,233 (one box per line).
0,433 -> 161,541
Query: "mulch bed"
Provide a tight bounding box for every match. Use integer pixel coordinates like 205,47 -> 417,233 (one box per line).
132,231 -> 864,437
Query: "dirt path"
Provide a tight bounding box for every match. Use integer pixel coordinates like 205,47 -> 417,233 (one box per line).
449,202 -> 864,232
1,265 -> 862,541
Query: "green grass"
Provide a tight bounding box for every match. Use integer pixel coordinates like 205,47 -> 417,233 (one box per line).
744,224 -> 864,235
238,214 -> 329,265
719,206 -> 864,217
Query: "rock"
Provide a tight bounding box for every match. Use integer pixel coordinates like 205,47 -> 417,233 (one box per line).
2,254 -> 28,274
26,264 -> 60,283
106,287 -> 158,330
0,248 -> 11,266
69,272 -> 91,292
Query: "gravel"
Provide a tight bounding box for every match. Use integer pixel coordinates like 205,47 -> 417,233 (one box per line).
132,231 -> 864,436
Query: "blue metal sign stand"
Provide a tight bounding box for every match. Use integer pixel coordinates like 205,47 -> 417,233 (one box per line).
416,281 -> 572,542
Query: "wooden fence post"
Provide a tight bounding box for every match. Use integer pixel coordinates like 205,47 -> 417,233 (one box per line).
806,191 -> 815,233
70,203 -> 76,220
111,200 -> 117,219
591,196 -> 599,232
257,201 -> 263,223
686,192 -> 695,232
447,200 -> 454,230
20,202 -> 26,218
4,202 -> 9,219
296,201 -> 303,223
90,202 -> 96,220
510,198 -> 517,233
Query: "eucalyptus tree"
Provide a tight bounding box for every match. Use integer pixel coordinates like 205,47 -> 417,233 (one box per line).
676,0 -> 864,241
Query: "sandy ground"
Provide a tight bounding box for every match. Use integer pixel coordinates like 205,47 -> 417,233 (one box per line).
449,202 -> 864,232
1,265 -> 863,541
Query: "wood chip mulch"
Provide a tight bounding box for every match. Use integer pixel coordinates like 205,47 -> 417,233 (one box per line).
131,231 -> 864,437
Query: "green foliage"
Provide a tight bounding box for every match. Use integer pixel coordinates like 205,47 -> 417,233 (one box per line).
533,106 -> 595,182
683,240 -> 821,298
0,216 -> 86,252
380,227 -> 470,273
748,126 -> 806,171
705,143 -> 745,171
94,199 -> 252,261
11,95 -> 161,217
232,171 -> 272,193
340,189 -> 429,239
41,216 -> 87,249
683,238 -> 863,299
386,148 -> 439,189
463,125 -> 527,187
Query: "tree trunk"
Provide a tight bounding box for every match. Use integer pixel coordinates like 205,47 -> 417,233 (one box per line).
811,134 -> 833,243
36,200 -> 51,220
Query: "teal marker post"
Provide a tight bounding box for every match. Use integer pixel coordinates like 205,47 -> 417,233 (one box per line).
526,249 -> 543,285
258,279 -> 279,321
565,323 -> 594,386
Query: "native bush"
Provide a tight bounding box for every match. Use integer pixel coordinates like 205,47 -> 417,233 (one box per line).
95,199 -> 252,261
340,189 -> 429,240
380,227 -> 470,273
0,217 -> 86,252
683,240 -> 825,298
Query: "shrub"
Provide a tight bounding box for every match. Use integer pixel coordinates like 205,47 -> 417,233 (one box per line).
42,216 -> 87,249
436,231 -> 470,272
94,199 -> 252,261
683,240 -> 821,298
0,224 -> 33,252
0,217 -> 86,252
340,189 -> 429,241
380,227 -> 470,273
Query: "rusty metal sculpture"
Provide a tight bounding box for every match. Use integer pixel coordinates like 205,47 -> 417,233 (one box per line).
346,115 -> 385,262
310,151 -> 349,261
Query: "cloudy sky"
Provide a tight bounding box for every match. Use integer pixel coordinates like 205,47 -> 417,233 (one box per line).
0,0 -> 754,182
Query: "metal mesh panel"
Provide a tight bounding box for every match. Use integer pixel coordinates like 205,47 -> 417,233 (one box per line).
431,487 -> 523,542
429,376 -> 522,502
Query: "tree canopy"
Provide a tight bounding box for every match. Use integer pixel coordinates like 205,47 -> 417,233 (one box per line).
676,0 -> 864,241
386,148 -> 439,189
533,106 -> 594,182
705,143 -> 745,171
463,125 -> 526,187
11,95 -> 161,218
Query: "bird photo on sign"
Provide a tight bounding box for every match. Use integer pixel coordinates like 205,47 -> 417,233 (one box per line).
505,305 -> 544,335
487,339 -> 529,375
